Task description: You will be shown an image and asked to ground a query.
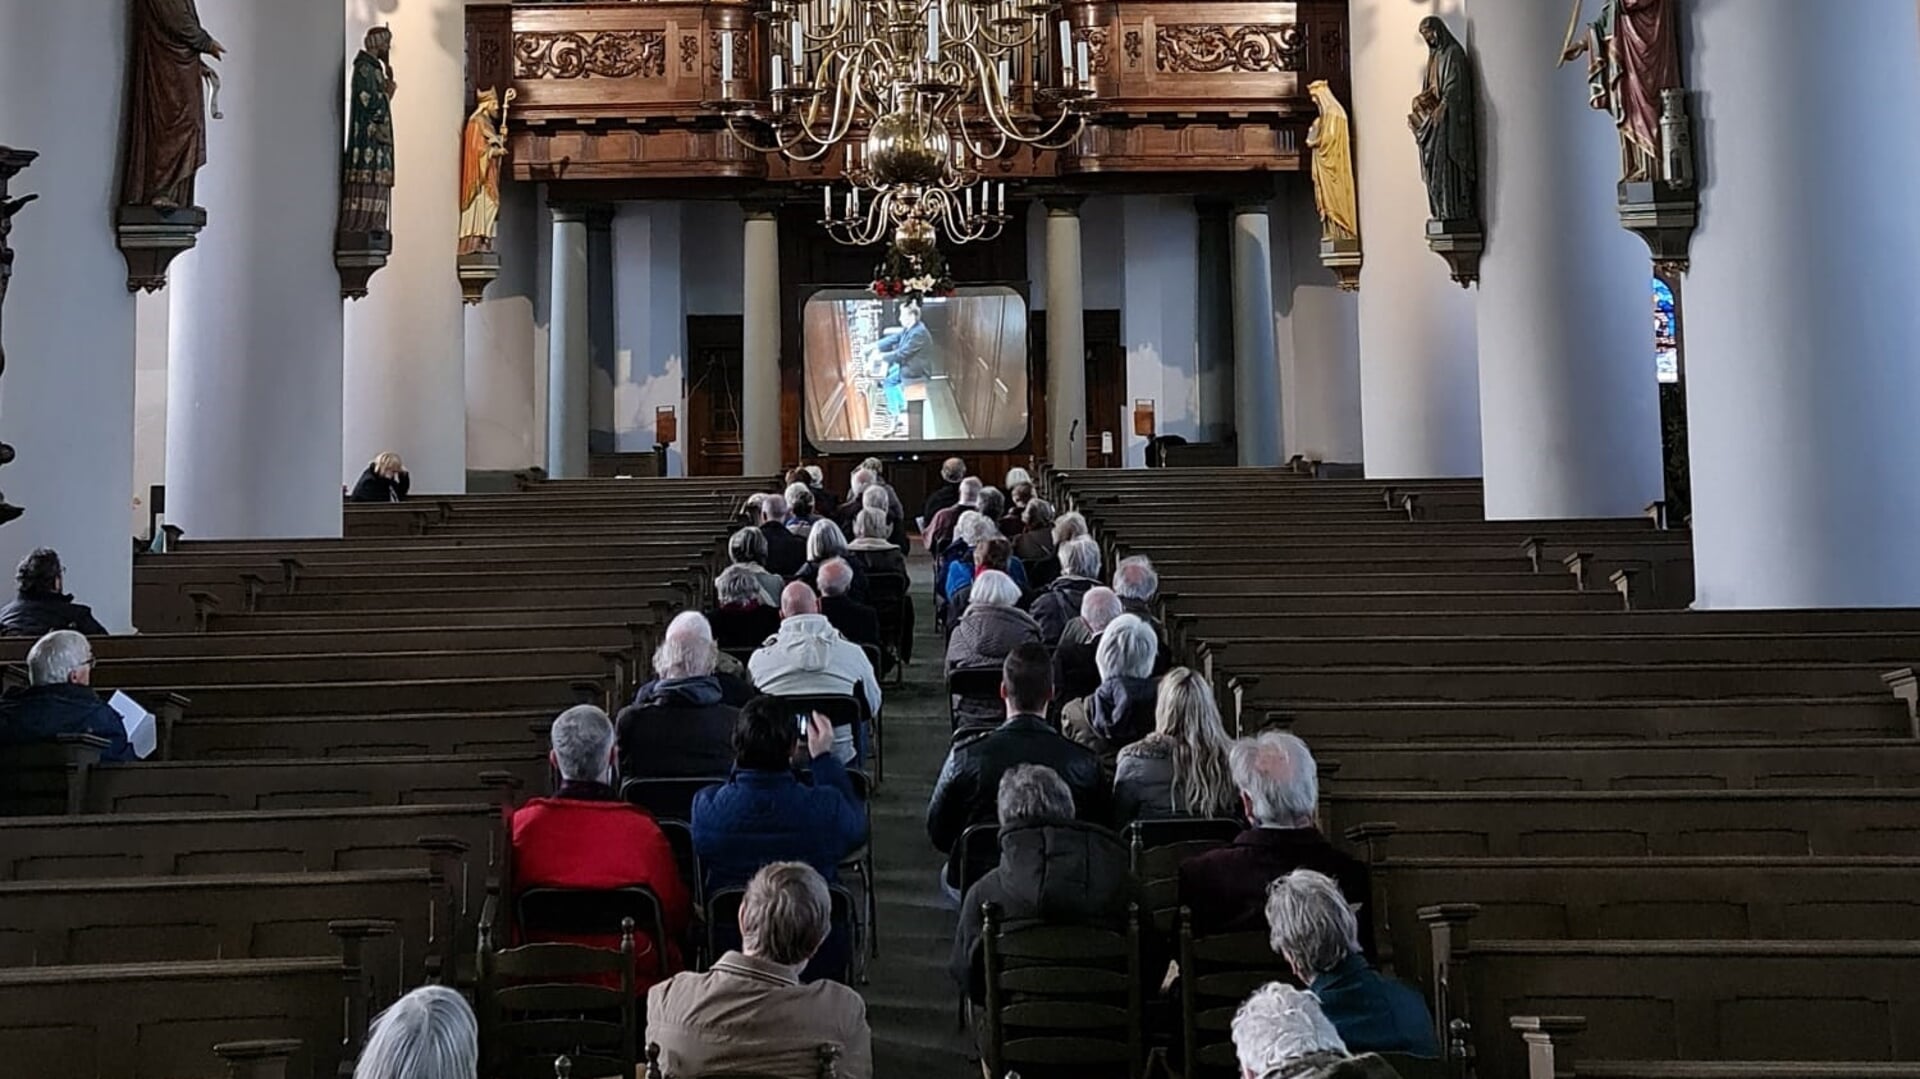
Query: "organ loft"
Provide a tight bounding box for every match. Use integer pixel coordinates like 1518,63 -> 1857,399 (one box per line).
2,2 -> 1920,1079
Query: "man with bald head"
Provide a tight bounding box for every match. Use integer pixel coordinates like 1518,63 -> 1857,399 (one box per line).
749,581 -> 881,765
816,558 -> 883,667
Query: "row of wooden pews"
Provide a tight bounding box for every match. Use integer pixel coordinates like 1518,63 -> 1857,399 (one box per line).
0,477 -> 762,1079
1045,466 -> 1920,1079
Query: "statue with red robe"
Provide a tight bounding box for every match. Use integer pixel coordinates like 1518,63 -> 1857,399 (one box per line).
121,0 -> 225,211
1562,0 -> 1682,185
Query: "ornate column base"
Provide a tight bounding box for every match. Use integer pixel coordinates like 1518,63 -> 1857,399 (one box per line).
1618,180 -> 1698,277
458,250 -> 500,304
116,205 -> 207,293
1320,236 -> 1363,291
335,230 -> 392,300
1424,218 -> 1484,287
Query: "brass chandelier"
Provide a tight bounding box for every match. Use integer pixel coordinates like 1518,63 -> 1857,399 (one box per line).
706,0 -> 1099,247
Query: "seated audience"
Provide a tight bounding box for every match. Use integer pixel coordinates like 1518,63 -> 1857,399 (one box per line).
1000,481 -> 1035,537
348,451 -> 410,504
1178,732 -> 1374,956
802,465 -> 835,513
1113,667 -> 1240,826
0,549 -> 108,637
692,700 -> 866,893
352,985 -> 478,1079
0,630 -> 136,761
648,862 -> 872,1079
785,484 -> 820,537
1267,869 -> 1438,1057
749,583 -> 881,764
757,493 -> 808,577
839,462 -> 904,530
927,644 -> 1105,856
1003,465 -> 1034,491
1062,614 -> 1162,757
1052,510 -> 1090,547
817,559 -> 883,658
511,706 -> 692,991
1012,497 -> 1057,567
708,565 -> 784,657
1059,554 -> 1166,649
1232,983 -> 1404,1079
920,456 -> 968,526
1052,586 -> 1122,709
945,570 -> 1043,727
926,476 -> 984,555
617,616 -> 741,782
950,764 -> 1134,1004
796,519 -> 869,601
944,536 -> 1017,627
942,511 -> 1027,597
724,526 -> 785,606
1027,535 -> 1102,645
860,482 -> 911,553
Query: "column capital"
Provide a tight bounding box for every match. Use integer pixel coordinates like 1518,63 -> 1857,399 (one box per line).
1043,195 -> 1085,217
549,204 -> 594,225
741,200 -> 783,222
1229,196 -> 1273,217
584,204 -> 617,232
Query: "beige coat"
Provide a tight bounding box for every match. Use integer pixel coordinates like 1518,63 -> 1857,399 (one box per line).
646,951 -> 872,1079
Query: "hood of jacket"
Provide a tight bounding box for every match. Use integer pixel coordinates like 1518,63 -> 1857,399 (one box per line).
764,614 -> 846,673
996,819 -> 1131,921
1091,675 -> 1159,742
639,674 -> 725,708
962,602 -> 1040,640
848,536 -> 897,551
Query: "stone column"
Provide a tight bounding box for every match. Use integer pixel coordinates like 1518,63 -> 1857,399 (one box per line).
587,206 -> 617,455
1349,1 -> 1481,478
1230,201 -> 1283,467
546,206 -> 591,480
1472,0 -> 1663,520
166,0 -> 346,542
1045,199 -> 1087,469
1684,0 -> 1920,607
0,0 -> 138,628
343,0 -> 467,494
740,207 -> 782,476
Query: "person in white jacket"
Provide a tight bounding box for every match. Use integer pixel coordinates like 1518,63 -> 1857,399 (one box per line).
749,582 -> 882,765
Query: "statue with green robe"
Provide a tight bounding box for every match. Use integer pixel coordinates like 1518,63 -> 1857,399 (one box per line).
1409,16 -> 1478,224
341,27 -> 397,234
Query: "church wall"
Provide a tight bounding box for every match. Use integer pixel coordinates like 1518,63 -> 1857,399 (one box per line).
1026,196 -> 1124,313
610,203 -> 689,475
1273,178 -> 1363,465
133,291 -> 169,537
465,179 -> 541,474
1119,195 -> 1201,469
682,201 -> 746,317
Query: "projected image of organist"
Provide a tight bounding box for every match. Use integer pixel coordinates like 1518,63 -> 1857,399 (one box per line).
864,301 -> 933,437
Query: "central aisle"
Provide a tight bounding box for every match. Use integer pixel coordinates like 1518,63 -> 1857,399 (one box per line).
861,556 -> 977,1076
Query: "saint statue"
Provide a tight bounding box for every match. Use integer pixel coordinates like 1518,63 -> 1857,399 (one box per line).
121,0 -> 225,211
341,27 -> 397,234
1306,80 -> 1360,243
0,190 -> 38,378
1560,0 -> 1683,185
457,88 -> 517,257
1409,16 -> 1478,224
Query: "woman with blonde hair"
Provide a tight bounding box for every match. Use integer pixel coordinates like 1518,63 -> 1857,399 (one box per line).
349,452 -> 410,503
1112,666 -> 1240,826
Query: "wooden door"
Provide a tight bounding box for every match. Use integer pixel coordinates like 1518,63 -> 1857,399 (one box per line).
685,316 -> 744,477
1082,310 -> 1124,469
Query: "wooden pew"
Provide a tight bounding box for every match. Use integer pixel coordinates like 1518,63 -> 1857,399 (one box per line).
0,621 -> 652,663
167,708 -> 554,759
1194,630 -> 1920,669
1250,695 -> 1914,742
82,752 -> 549,812
1321,738 -> 1920,793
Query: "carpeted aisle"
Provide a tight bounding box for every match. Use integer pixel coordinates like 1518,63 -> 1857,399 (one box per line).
861,556 -> 977,1077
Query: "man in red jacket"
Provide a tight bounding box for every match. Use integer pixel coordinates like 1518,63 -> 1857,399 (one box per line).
511,704 -> 693,991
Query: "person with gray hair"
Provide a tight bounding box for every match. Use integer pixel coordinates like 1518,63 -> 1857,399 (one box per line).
709,564 -> 783,656
797,518 -> 869,602
1061,613 -> 1162,757
757,492 -> 807,576
1265,870 -> 1437,1057
1050,585 -> 1122,708
0,629 -> 137,761
351,985 -> 478,1079
784,483 -> 820,538
1028,534 -> 1102,645
1059,552 -> 1171,667
949,763 -> 1134,1005
648,861 -> 873,1079
1179,732 -> 1375,951
1051,510 -> 1090,547
816,558 -> 884,669
725,526 -> 784,607
1013,496 -> 1057,566
1231,983 -> 1405,1079
617,612 -> 743,783
511,705 -> 693,992
945,569 -> 1042,725
926,475 -> 984,553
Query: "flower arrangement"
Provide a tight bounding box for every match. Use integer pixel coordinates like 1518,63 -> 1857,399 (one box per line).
871,242 -> 954,300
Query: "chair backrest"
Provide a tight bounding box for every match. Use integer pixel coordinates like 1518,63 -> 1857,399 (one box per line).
767,693 -> 868,730
1124,818 -> 1242,937
516,886 -> 671,979
621,776 -> 726,825
479,920 -> 640,1079
864,571 -> 911,642
702,886 -> 859,984
947,822 -> 1003,895
981,901 -> 1143,1079
1177,906 -> 1296,1079
947,665 -> 1005,729
655,818 -> 703,908
645,1042 -> 843,1079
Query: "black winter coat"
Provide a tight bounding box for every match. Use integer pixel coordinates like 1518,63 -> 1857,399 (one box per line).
1026,575 -> 1096,646
758,522 -> 808,577
348,466 -> 410,503
925,715 -> 1105,854
951,819 -> 1137,1001
0,592 -> 108,637
615,676 -> 740,784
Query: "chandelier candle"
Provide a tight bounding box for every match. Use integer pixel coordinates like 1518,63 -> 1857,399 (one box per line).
1058,21 -> 1072,85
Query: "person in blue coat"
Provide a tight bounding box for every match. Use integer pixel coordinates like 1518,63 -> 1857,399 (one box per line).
1267,868 -> 1439,1058
866,302 -> 930,417
0,630 -> 138,761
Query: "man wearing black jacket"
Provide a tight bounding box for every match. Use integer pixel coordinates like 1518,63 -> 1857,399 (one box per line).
0,549 -> 108,637
919,457 -> 967,527
756,494 -> 808,578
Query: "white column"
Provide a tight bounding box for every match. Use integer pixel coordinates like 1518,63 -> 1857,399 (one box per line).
166,0 -> 345,542
1231,203 -> 1283,467
1350,0 -> 1481,478
546,206 -> 590,479
1045,199 -> 1087,469
1684,0 -> 1920,608
464,179 -> 540,473
0,0 -> 137,628
740,207 -> 782,476
1274,181 -> 1363,465
343,0 -> 467,494
1472,0 -> 1663,520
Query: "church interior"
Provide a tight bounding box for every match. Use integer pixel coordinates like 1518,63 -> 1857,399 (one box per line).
4,1 -> 1920,1078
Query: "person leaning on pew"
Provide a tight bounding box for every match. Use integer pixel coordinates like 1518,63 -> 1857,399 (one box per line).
348,451 -> 410,503
351,985 -> 478,1079
1232,983 -> 1404,1079
0,548 -> 108,637
0,630 -> 138,761
1266,870 -> 1437,1058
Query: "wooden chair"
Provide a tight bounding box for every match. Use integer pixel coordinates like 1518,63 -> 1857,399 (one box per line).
644,1041 -> 842,1079
515,886 -> 674,985
621,776 -> 726,827
947,665 -> 1005,730
980,901 -> 1144,1079
478,918 -> 640,1079
865,569 -> 912,686
1123,818 -> 1242,937
0,732 -> 109,816
1176,905 -> 1294,1079
945,822 -> 1003,898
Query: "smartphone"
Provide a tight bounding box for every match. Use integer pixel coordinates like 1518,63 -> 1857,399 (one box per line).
796,714 -> 811,736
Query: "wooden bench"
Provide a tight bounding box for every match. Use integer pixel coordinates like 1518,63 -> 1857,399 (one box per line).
167,708 -> 554,759
81,752 -> 549,813
1322,738 -> 1920,793
1251,696 -> 1914,742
